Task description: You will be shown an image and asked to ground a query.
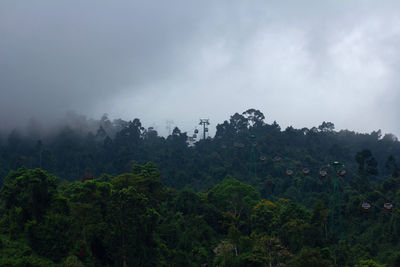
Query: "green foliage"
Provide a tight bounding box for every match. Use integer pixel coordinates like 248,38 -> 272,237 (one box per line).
25,213 -> 71,261
0,163 -> 398,266
355,259 -> 386,267
212,240 -> 237,267
356,149 -> 379,176
251,199 -> 279,235
63,255 -> 85,267
111,162 -> 164,202
287,247 -> 333,267
0,168 -> 57,222
207,178 -> 260,221
107,186 -> 162,266
244,234 -> 290,266
2,109 -> 400,265
0,234 -> 56,266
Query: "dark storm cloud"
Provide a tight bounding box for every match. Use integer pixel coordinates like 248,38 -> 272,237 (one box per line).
1,0 -> 400,136
0,1 -> 210,127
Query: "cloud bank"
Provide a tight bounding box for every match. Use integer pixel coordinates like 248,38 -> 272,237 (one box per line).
1,0 -> 400,136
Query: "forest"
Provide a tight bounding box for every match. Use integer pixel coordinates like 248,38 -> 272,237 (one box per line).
1,109 -> 400,266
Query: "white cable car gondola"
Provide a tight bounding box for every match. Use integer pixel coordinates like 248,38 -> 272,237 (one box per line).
361,203 -> 371,212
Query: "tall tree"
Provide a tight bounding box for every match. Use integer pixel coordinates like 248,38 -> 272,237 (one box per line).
355,149 -> 378,176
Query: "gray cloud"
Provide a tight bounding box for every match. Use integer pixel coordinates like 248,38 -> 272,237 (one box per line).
1,0 -> 400,137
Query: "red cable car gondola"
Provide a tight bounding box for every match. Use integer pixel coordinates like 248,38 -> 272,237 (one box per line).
286,169 -> 294,177
384,203 -> 393,211
259,156 -> 267,162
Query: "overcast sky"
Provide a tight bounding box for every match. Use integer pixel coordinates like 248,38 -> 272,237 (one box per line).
1,0 -> 400,137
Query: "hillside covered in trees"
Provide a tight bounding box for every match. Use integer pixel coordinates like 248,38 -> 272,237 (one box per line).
1,109 -> 400,266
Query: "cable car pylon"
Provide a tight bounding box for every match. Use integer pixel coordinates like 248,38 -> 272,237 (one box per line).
199,119 -> 210,140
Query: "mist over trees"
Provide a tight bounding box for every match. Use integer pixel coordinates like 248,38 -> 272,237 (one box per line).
1,109 -> 400,266
1,109 -> 399,191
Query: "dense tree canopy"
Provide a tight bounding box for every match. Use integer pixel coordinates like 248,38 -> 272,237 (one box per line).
1,109 -> 400,266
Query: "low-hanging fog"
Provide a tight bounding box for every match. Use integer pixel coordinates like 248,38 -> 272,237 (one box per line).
1,0 -> 400,137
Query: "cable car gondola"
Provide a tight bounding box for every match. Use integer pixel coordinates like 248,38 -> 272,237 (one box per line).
337,169 -> 346,177
361,203 -> 371,212
194,129 -> 199,134
286,169 -> 294,177
384,203 -> 393,212
259,156 -> 267,162
302,168 -> 310,175
319,170 -> 328,178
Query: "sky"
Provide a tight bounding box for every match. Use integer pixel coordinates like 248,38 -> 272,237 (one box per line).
1,0 -> 400,137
